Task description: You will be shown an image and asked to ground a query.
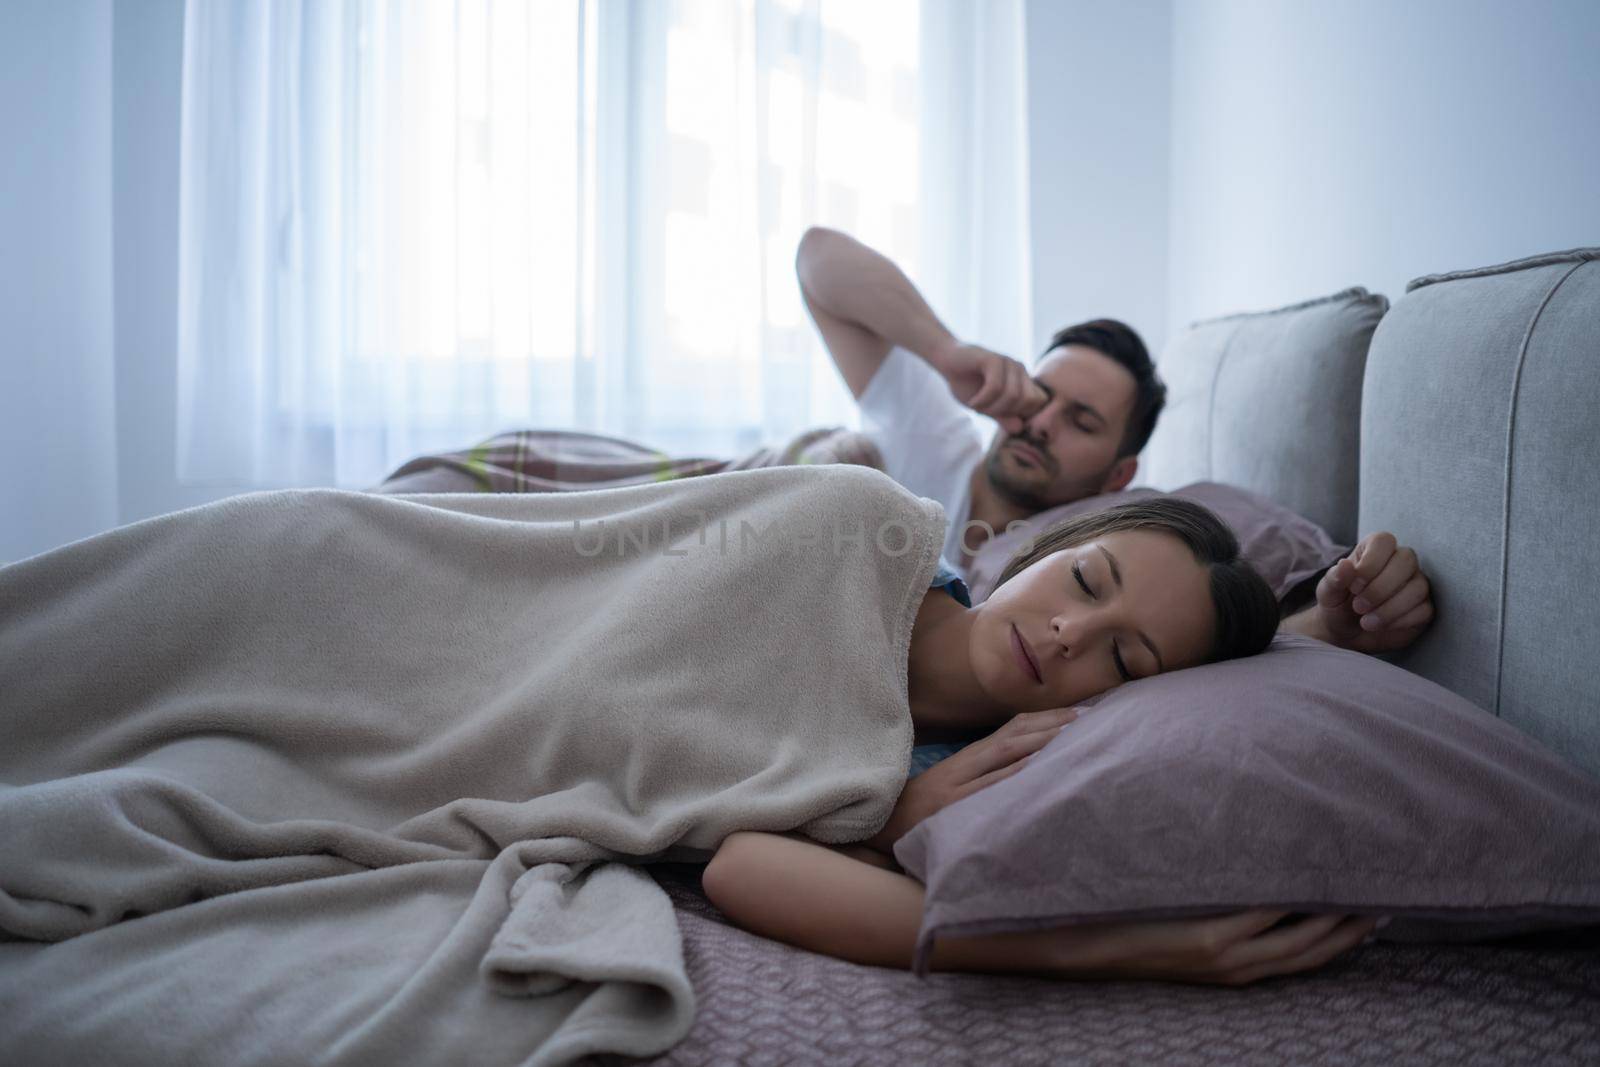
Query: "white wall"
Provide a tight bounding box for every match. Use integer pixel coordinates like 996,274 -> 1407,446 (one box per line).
0,0 -> 119,563
0,0 -> 236,564
1168,0 -> 1600,328
1024,0 -> 1172,357
113,0 -> 232,528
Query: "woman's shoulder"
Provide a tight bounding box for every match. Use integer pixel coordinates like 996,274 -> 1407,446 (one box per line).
929,556 -> 972,607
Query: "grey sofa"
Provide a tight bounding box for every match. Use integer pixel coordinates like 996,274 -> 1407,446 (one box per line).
1144,246 -> 1600,778
636,247 -> 1600,1065
1363,249 -> 1600,778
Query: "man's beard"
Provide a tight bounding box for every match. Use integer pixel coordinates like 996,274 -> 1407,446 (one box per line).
983,437 -> 1113,512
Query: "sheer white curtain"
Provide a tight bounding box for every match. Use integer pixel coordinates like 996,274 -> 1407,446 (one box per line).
177,0 -> 1031,489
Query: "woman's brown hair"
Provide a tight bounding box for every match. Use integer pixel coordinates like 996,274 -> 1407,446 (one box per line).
991,497 -> 1279,665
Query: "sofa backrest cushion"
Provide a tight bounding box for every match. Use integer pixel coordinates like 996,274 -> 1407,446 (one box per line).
1138,288 -> 1387,546
1360,247 -> 1600,778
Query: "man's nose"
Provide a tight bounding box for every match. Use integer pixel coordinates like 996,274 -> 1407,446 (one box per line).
1025,402 -> 1055,441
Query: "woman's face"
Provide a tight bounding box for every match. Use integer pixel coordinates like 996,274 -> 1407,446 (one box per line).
970,529 -> 1217,711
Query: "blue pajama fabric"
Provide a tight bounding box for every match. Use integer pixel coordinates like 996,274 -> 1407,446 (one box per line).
910,558 -> 974,778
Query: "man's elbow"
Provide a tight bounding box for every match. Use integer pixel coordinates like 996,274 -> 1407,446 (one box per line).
795,225 -> 843,290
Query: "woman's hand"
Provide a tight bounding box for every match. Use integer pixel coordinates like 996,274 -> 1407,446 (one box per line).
1283,531 -> 1435,654
865,707 -> 1080,856
1310,532 -> 1435,654
1010,909 -> 1382,986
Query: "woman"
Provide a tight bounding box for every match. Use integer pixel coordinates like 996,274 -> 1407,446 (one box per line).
0,474 -> 1413,979
705,497 -> 1386,986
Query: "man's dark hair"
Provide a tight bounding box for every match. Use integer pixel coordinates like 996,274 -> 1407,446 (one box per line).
1040,319 -> 1165,459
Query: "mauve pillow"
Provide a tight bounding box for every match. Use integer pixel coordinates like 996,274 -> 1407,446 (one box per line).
963,482 -> 1348,607
893,633 -> 1600,974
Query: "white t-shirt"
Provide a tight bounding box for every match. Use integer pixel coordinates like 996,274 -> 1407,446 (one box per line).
856,346 -> 991,570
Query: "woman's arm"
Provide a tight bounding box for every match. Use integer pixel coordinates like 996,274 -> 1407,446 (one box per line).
1278,536 -> 1434,654
861,707 -> 1079,858
703,831 -> 1381,984
703,831 -> 1062,974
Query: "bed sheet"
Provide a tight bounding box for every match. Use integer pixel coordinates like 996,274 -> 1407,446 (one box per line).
618,864 -> 1600,1067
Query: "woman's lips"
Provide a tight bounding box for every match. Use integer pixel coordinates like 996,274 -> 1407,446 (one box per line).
1010,623 -> 1043,685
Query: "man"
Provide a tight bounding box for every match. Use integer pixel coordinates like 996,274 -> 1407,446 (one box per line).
797,225 -> 1158,572
797,226 -> 1434,655
375,227 -> 1148,542
377,226 -> 1432,654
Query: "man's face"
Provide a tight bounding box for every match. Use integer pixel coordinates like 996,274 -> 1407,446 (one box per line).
979,344 -> 1139,511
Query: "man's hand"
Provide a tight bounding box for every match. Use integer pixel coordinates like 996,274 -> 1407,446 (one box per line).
1289,532 -> 1435,654
932,341 -> 1050,431
864,706 -> 1079,856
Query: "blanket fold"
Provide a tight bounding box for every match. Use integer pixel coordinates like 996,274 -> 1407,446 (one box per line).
0,465 -> 943,1065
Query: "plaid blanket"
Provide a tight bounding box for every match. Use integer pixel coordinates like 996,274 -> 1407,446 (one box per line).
373,427 -> 886,494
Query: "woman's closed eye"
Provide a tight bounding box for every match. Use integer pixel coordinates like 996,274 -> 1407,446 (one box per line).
1074,562 -> 1134,683
1111,642 -> 1132,682
1072,561 -> 1094,599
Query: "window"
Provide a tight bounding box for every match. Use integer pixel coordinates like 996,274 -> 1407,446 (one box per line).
177,0 -> 1030,487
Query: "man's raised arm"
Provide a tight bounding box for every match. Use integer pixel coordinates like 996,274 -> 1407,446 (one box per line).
794,226 -> 961,399
795,228 -> 1047,430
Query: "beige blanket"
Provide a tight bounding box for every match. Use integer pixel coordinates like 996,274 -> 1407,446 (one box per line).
0,465 -> 944,1065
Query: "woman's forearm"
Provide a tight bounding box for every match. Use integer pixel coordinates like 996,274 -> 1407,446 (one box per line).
702,831 -> 1063,976
703,832 -> 1381,986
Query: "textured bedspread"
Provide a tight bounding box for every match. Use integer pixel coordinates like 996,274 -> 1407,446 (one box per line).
0,466 -> 943,1065
634,865 -> 1600,1067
